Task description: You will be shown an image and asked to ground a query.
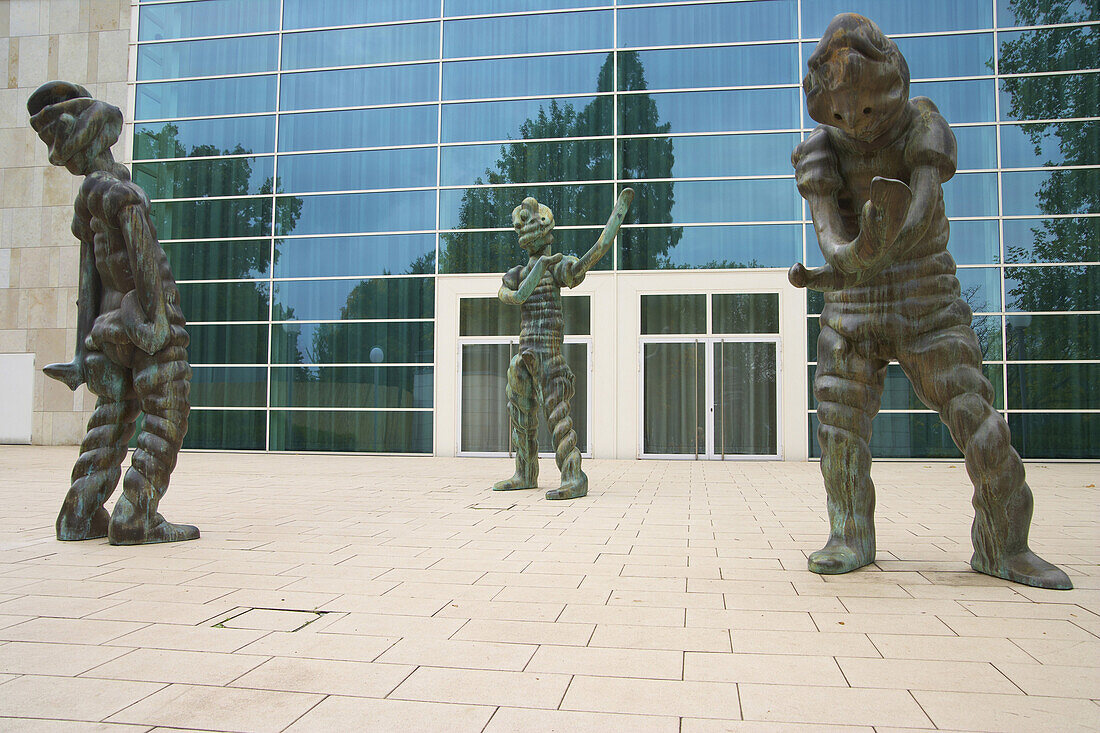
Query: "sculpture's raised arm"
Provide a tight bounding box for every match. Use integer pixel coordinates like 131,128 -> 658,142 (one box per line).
557,187 -> 633,288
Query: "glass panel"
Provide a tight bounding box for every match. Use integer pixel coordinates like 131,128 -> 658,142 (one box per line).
278,191 -> 437,236
271,365 -> 433,408
443,53 -> 613,101
133,156 -> 274,199
715,341 -> 777,455
641,294 -> 705,335
178,281 -> 270,323
713,294 -> 779,334
190,366 -> 266,407
1008,363 -> 1100,410
439,227 -> 610,274
138,0 -> 278,41
446,0 -> 607,14
957,266 -> 1002,313
282,22 -> 440,70
187,324 -> 268,364
944,172 -> 998,218
134,117 -> 275,160
279,149 -> 437,193
1009,413 -> 1100,459
269,410 -> 432,452
442,139 -> 612,187
626,180 -> 801,225
1005,313 -> 1100,360
619,1 -> 796,47
279,106 -> 439,151
807,315 -> 820,361
619,133 -> 800,179
643,342 -> 705,454
1005,264 -> 1099,312
999,72 -> 1098,122
274,234 -> 436,279
810,413 -> 963,459
280,64 -> 439,111
183,410 -> 265,450
135,76 -> 276,120
997,0 -> 1098,26
283,0 -> 440,29
151,197 -> 272,240
164,239 -> 270,281
907,79 -> 996,124
809,363 -> 1004,410
444,10 -> 611,57
947,219 -> 1001,265
999,25 -> 1100,74
1004,217 -> 1100,264
628,88 -> 800,134
460,296 -> 590,336
439,183 -> 613,230
137,35 -> 277,80
1002,169 -> 1100,216
1000,121 -> 1100,169
442,96 -> 613,142
896,33 -> 995,79
973,315 -> 1004,360
272,322 -> 434,364
273,277 -> 434,321
459,342 -> 588,454
802,0 -> 991,35
620,224 -> 801,271
953,125 -> 998,171
622,45 -> 798,91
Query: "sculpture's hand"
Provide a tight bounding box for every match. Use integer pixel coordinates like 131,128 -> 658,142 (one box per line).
43,358 -> 85,391
854,176 -> 912,261
538,252 -> 563,269
788,262 -> 847,292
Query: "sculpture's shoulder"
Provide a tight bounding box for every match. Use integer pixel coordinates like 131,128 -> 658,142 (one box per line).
792,126 -> 842,195
79,172 -> 149,222
903,97 -> 957,180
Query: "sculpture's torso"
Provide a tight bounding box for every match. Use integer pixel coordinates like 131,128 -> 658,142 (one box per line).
514,263 -> 564,356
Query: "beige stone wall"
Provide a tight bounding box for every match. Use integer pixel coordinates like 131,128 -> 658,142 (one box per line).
0,0 -> 132,444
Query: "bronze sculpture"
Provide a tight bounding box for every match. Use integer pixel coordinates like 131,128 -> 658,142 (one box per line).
29,81 -> 199,545
493,189 -> 633,500
789,15 -> 1071,589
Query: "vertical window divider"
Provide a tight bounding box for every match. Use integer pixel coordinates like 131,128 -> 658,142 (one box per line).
435,0 -> 445,456
992,0 -> 1010,419
265,0 -> 286,451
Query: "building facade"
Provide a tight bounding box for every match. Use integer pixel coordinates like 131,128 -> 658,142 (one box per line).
3,0 -> 1097,460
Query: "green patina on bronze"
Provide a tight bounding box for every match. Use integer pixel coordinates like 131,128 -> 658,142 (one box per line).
493,189 -> 633,500
791,15 -> 1070,589
29,81 -> 199,545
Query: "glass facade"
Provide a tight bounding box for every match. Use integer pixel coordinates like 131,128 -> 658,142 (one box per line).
134,0 -> 1099,458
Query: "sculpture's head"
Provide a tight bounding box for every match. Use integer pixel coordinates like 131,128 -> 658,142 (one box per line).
28,81 -> 123,175
512,197 -> 555,254
803,13 -> 910,142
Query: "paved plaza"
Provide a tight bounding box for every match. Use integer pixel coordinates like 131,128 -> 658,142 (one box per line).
0,446 -> 1097,732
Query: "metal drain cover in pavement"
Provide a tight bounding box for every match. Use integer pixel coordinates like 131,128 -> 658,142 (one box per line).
215,608 -> 323,632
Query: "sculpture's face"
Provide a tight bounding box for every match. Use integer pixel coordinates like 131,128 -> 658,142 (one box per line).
30,97 -> 121,175
803,14 -> 909,143
512,197 -> 555,254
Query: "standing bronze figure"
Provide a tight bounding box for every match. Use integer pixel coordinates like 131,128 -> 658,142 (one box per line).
493,189 -> 633,500
790,15 -> 1070,589
29,81 -> 199,545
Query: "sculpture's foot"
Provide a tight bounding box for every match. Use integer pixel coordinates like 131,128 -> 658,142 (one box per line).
108,513 -> 199,545
56,506 -> 110,541
971,549 -> 1073,590
546,470 -> 587,501
808,537 -> 874,575
493,472 -> 537,491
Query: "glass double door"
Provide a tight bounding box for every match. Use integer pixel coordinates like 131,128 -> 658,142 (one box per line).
641,337 -> 779,458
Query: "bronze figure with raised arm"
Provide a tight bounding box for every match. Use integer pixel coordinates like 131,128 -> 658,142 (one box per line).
493,189 -> 633,500
789,15 -> 1070,589
29,81 -> 199,545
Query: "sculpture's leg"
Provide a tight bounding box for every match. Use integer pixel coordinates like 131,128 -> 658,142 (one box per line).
493,353 -> 539,491
541,352 -> 586,500
809,324 -> 886,574
108,336 -> 198,545
57,355 -> 139,540
900,325 -> 1072,589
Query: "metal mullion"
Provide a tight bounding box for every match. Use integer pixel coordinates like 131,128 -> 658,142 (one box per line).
435,0 -> 444,456
444,5 -> 613,22
264,0 -> 285,452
